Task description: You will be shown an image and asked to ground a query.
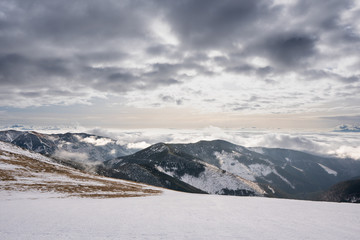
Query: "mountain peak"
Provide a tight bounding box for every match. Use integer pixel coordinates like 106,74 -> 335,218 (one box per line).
148,142 -> 170,153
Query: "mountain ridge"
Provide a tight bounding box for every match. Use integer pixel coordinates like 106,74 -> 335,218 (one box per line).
0,130 -> 135,162
104,142 -> 266,196
2,130 -> 360,201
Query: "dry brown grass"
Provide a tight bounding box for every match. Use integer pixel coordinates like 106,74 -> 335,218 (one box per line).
0,169 -> 17,181
0,149 -> 162,198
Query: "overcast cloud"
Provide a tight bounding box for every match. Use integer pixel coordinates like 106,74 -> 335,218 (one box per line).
0,0 -> 359,128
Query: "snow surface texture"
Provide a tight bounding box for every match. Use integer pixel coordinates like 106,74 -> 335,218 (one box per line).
1,190 -> 359,240
180,163 -> 254,195
0,141 -> 61,166
156,162 -> 265,195
215,151 -> 257,181
214,150 -> 295,189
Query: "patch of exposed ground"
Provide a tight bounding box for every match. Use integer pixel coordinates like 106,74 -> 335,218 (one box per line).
0,149 -> 161,198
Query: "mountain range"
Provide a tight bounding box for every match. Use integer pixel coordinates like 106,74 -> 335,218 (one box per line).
0,130 -> 134,162
1,130 -> 359,201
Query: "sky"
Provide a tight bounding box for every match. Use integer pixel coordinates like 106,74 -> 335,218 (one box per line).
0,0 -> 360,130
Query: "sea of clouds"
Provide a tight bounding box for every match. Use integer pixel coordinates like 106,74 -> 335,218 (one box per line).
88,126 -> 360,160
1,124 -> 360,160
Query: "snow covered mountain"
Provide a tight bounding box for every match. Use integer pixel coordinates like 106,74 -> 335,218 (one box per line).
2,130 -> 359,200
168,140 -> 360,199
0,140 -> 160,198
103,140 -> 360,199
0,130 -> 135,163
105,143 -> 266,196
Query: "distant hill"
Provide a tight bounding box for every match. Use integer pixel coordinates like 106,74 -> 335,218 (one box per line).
0,130 -> 135,162
168,140 -> 360,199
103,140 -> 360,199
333,124 -> 360,132
104,143 -> 265,196
319,177 -> 360,203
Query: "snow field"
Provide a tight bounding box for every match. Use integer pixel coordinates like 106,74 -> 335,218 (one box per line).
1,190 -> 359,240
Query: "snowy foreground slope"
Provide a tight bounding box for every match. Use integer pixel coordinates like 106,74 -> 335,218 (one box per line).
0,141 -> 160,198
1,190 -> 359,240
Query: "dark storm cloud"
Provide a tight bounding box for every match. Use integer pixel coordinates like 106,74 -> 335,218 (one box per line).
0,52 -> 182,94
0,0 -> 168,106
159,0 -> 360,74
262,34 -> 318,67
0,1 -> 150,64
82,65 -> 182,92
146,44 -> 179,57
76,51 -> 128,64
159,0 -> 319,69
13,0 -> 150,46
0,0 -> 360,107
145,62 -> 211,81
159,0 -> 278,49
0,54 -> 73,85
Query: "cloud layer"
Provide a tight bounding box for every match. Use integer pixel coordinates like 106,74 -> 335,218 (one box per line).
87,126 -> 360,160
2,123 -> 360,160
0,0 -> 359,130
